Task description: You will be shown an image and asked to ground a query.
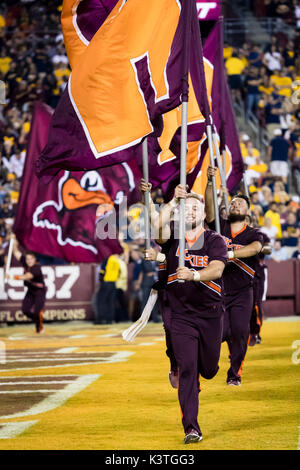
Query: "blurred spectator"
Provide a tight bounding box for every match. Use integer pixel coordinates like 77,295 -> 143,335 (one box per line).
223,42 -> 233,60
265,95 -> 283,139
2,148 -> 25,179
225,50 -> 246,100
128,244 -> 143,321
268,239 -> 289,262
0,196 -> 14,219
245,67 -> 263,117
248,45 -> 263,68
258,185 -> 273,212
292,238 -> 300,258
261,216 -> 279,245
95,254 -> 120,324
265,201 -> 282,238
273,180 -> 290,204
136,255 -> 160,322
115,253 -> 129,322
252,203 -> 265,226
281,211 -> 300,248
283,40 -> 296,69
270,69 -> 293,97
267,128 -> 291,182
263,45 -> 282,73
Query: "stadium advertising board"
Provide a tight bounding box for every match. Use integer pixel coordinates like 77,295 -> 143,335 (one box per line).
0,264 -> 97,323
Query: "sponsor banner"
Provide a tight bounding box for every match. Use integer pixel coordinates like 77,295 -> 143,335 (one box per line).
196,1 -> 220,20
0,264 -> 97,323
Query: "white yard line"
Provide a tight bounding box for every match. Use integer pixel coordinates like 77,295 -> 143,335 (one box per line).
0,390 -> 59,394
265,316 -> 300,322
0,421 -> 38,439
0,374 -> 100,420
0,351 -> 135,372
55,347 -> 79,354
0,381 -> 74,386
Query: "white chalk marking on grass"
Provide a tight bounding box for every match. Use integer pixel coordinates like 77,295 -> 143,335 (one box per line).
138,342 -> 155,346
0,390 -> 61,394
69,335 -> 87,339
105,351 -> 135,362
0,351 -> 135,372
4,357 -> 116,363
0,381 -> 74,386
0,362 -> 102,372
0,375 -> 78,379
7,334 -> 28,341
0,374 -> 100,420
0,420 -> 38,439
154,338 -> 165,342
265,316 -> 300,322
55,347 -> 78,354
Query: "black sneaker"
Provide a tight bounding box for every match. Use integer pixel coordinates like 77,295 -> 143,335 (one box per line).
249,334 -> 257,347
184,429 -> 203,444
169,370 -> 179,389
256,335 -> 262,344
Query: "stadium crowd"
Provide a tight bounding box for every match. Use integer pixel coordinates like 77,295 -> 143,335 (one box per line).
0,1 -> 299,324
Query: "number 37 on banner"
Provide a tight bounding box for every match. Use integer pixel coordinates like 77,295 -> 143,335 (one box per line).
0,266 -> 80,301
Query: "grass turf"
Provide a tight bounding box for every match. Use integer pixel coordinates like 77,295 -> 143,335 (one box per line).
0,318 -> 299,450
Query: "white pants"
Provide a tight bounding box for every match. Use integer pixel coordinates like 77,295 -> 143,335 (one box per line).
270,160 -> 289,178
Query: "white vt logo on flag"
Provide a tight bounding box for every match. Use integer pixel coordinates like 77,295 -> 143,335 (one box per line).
196,2 -> 217,19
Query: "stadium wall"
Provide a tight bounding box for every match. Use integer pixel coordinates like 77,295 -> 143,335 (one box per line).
0,261 -> 300,323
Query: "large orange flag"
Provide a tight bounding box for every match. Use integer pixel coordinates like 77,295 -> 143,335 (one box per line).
36,0 -> 195,182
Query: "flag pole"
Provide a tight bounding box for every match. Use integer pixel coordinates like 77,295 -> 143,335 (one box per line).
178,0 -> 193,281
243,173 -> 250,198
4,237 -> 14,284
178,101 -> 188,277
216,16 -> 230,215
142,138 -> 150,251
213,129 -> 229,213
190,3 -> 220,233
206,121 -> 221,233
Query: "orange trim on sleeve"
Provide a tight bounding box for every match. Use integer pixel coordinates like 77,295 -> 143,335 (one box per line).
167,274 -> 178,283
202,280 -> 222,294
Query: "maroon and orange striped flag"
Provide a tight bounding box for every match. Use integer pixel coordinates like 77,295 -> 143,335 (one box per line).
36,0 -> 196,182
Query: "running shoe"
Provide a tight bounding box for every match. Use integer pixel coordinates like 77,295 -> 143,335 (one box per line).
227,379 -> 241,386
256,335 -> 262,344
249,334 -> 257,347
184,429 -> 203,444
169,370 -> 179,389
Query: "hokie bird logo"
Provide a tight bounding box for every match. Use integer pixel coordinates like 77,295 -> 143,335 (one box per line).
32,163 -> 136,255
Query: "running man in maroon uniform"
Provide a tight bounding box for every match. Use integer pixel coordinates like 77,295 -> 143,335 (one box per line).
245,215 -> 272,346
7,234 -> 46,333
152,186 -> 227,444
140,179 -> 181,388
205,167 -> 264,386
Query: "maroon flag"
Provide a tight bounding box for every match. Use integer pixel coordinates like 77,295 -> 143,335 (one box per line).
36,0 -> 195,182
14,103 -> 141,263
137,15 -> 243,198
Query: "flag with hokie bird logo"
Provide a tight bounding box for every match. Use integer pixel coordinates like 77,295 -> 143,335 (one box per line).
14,103 -> 141,263
35,0 -> 195,182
